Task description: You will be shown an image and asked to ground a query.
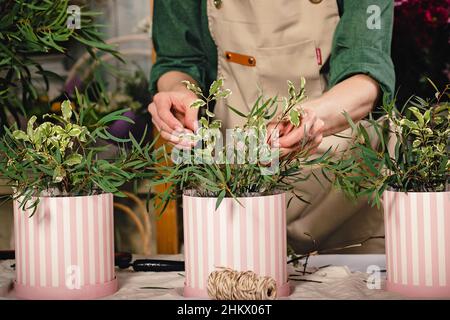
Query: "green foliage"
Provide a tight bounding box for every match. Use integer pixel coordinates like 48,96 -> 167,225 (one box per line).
0,92 -> 162,213
81,64 -> 151,117
0,0 -> 117,129
324,84 -> 450,207
151,78 -> 331,210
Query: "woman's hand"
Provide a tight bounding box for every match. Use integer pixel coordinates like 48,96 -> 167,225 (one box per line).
267,74 -> 380,155
148,71 -> 199,146
267,108 -> 325,156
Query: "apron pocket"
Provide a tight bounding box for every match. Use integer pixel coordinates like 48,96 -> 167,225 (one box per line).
256,39 -> 323,100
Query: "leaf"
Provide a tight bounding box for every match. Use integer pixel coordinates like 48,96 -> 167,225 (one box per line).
190,99 -> 206,109
72,34 -> 115,51
423,109 -> 431,124
299,76 -> 306,89
98,108 -> 133,125
97,128 -> 131,143
287,80 -> 296,98
61,100 -> 73,121
52,166 -> 65,183
67,125 -> 84,137
358,123 -> 371,147
225,162 -> 231,181
226,104 -> 247,118
252,96 -> 277,119
250,95 -> 263,115
205,109 -> 215,118
193,173 -> 215,185
182,80 -> 202,95
27,115 -> 37,137
12,130 -> 29,142
289,109 -> 300,127
426,77 -> 440,96
399,119 -> 419,130
199,117 -> 209,128
216,89 -> 231,99
408,107 -> 424,126
209,78 -> 223,96
64,153 -> 83,166
215,189 -> 226,210
367,119 -> 386,151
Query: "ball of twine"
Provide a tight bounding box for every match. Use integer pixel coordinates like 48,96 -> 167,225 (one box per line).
207,267 -> 277,300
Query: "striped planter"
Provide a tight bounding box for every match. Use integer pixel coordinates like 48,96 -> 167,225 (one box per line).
13,193 -> 118,299
183,193 -> 289,298
384,190 -> 450,298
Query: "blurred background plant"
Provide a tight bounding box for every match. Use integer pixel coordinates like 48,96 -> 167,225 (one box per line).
62,61 -> 152,139
392,0 -> 450,105
92,67 -> 151,114
0,0 -> 118,132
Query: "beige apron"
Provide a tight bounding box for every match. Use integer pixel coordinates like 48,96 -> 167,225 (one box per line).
206,0 -> 384,254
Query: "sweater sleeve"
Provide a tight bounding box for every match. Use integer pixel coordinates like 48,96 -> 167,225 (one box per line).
149,0 -> 211,96
329,0 -> 395,100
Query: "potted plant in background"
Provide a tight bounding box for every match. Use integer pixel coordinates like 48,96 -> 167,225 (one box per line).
153,78 -> 330,299
65,66 -> 153,141
325,83 -> 449,298
0,93 -> 160,299
0,0 -> 118,132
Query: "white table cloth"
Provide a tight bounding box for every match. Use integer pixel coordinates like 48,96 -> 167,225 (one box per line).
0,254 -> 405,300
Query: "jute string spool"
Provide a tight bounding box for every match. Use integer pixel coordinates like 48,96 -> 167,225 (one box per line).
207,267 -> 277,300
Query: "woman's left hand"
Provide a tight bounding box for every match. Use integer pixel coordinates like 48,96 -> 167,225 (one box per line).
267,107 -> 325,156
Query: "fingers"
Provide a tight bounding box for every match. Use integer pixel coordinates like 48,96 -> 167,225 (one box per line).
148,100 -> 163,130
278,109 -> 317,148
184,106 -> 199,132
149,101 -> 190,146
174,110 -> 185,124
277,110 -> 325,154
305,134 -> 323,155
150,105 -> 176,134
279,132 -> 322,156
267,121 -> 292,146
152,93 -> 184,131
150,110 -> 181,144
160,130 -> 181,144
278,115 -> 316,148
149,92 -> 198,146
279,147 -> 295,156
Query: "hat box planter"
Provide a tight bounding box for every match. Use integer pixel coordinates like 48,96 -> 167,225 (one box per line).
383,190 -> 450,298
152,78 -> 333,299
182,193 -> 289,298
13,193 -> 117,300
0,99 -> 160,299
325,87 -> 450,298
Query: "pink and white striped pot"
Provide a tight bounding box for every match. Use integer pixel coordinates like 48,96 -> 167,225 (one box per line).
182,193 -> 290,298
384,190 -> 450,298
13,193 -> 118,299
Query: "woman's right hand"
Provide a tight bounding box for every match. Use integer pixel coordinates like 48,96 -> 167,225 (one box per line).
148,89 -> 199,146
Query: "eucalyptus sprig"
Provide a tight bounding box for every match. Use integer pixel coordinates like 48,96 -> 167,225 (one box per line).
0,91 -> 162,213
